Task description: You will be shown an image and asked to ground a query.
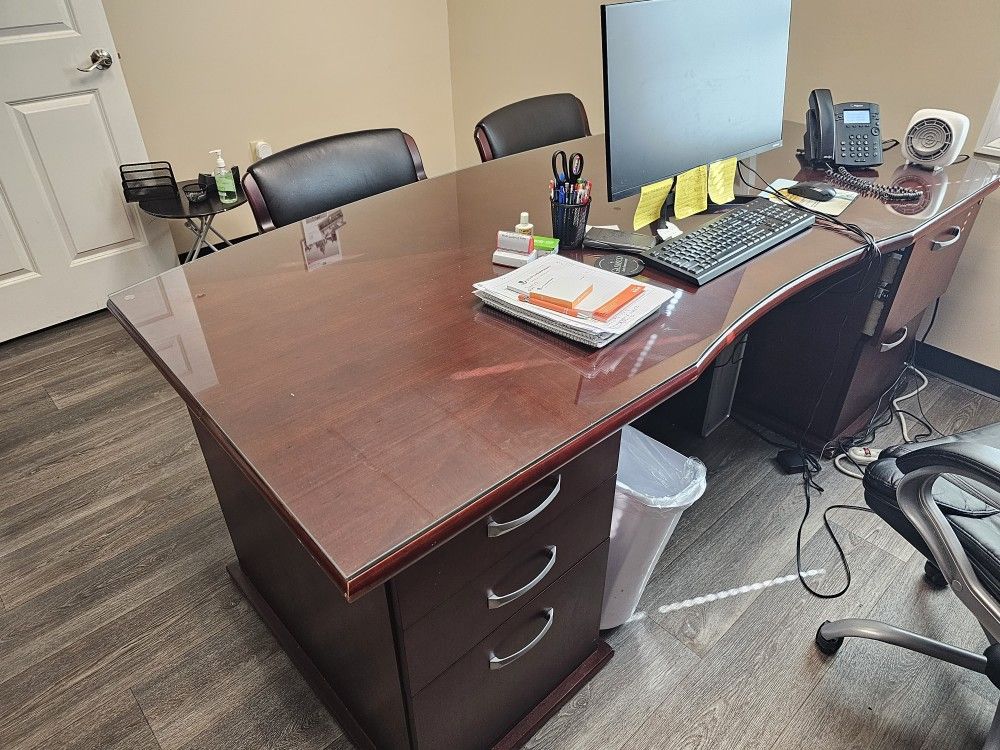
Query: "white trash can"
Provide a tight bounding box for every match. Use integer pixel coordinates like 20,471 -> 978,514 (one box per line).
601,425 -> 707,629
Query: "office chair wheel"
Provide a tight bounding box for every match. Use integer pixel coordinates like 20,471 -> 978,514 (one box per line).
923,560 -> 949,589
815,622 -> 844,655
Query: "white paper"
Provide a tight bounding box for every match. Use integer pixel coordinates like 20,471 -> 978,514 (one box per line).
657,222 -> 683,241
474,255 -> 671,348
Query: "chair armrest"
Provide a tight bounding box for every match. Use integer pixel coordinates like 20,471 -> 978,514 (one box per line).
896,441 -> 1000,499
894,438 -> 1000,640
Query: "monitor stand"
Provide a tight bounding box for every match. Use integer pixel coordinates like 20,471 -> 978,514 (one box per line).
652,162 -> 756,234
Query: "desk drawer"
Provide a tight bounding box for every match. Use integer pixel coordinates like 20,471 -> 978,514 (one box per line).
836,310 -> 923,436
394,432 -> 620,628
401,476 -> 614,693
410,541 -> 607,750
879,200 -> 981,341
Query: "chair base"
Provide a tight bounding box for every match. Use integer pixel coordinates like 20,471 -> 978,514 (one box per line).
817,617 -> 1000,749
817,618 -> 988,673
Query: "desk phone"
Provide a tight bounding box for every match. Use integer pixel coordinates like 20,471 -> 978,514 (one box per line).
804,88 -> 883,168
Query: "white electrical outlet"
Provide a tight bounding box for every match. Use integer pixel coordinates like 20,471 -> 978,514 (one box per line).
250,140 -> 273,161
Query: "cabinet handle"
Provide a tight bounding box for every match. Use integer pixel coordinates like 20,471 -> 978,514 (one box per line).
930,226 -> 961,251
880,326 -> 908,353
487,474 -> 561,538
489,608 -> 555,670
487,546 -> 557,609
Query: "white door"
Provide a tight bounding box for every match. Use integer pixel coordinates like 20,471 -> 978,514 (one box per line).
0,0 -> 175,343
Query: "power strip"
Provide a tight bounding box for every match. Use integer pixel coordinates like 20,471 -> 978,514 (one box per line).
846,446 -> 881,466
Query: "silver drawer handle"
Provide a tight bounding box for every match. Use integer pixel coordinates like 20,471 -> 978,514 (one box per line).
487,474 -> 561,538
489,608 -> 555,670
930,226 -> 961,251
487,546 -> 557,609
880,326 -> 908,353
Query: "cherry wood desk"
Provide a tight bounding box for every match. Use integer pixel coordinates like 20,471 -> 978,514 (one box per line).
108,124 -> 998,749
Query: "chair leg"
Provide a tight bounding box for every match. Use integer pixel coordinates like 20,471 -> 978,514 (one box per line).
985,700 -> 1000,750
816,618 -> 988,674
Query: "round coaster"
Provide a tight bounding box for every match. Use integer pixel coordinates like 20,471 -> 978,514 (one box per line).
594,253 -> 645,277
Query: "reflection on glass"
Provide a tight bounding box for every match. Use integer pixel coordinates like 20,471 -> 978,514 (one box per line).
124,273 -> 219,393
883,165 -> 949,219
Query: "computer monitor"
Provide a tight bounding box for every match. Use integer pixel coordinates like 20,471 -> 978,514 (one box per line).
601,0 -> 792,202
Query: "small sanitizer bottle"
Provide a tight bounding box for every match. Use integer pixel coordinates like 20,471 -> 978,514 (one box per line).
209,149 -> 237,203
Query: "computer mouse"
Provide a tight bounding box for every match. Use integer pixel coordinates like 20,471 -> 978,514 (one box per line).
788,181 -> 838,202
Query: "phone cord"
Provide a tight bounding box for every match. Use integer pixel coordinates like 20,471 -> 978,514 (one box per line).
824,165 -> 922,202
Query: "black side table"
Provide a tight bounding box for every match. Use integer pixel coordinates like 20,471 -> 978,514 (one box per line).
139,179 -> 248,263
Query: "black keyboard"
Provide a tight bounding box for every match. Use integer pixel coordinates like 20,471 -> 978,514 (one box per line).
640,198 -> 815,286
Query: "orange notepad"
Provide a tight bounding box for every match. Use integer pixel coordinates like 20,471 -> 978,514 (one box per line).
528,278 -> 593,310
519,294 -> 584,317
520,282 -> 644,321
591,283 -> 645,321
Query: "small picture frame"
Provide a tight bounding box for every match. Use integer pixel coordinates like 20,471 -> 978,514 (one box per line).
301,209 -> 346,270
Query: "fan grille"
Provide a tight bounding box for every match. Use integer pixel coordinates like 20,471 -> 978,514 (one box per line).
906,118 -> 953,161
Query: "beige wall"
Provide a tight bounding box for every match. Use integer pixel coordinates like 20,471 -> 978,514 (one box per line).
447,0 -> 611,169
446,0 -> 1000,368
104,0 -> 457,241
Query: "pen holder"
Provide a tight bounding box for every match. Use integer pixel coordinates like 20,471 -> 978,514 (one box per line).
551,199 -> 590,250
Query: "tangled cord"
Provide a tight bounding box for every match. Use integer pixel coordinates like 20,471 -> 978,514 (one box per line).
824,165 -> 922,202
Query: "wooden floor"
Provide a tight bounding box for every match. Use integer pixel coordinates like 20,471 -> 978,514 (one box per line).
2,311 -> 998,750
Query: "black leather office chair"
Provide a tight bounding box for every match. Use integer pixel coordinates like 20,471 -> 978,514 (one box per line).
474,94 -> 590,162
243,128 -> 426,232
816,422 -> 1000,749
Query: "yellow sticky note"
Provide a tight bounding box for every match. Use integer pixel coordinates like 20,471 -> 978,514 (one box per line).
674,165 -> 708,219
708,157 -> 737,205
632,177 -> 674,231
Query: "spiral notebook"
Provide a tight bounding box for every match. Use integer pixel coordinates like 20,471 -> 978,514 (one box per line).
473,255 -> 670,348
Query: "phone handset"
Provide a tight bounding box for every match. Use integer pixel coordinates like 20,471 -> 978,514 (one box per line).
805,89 -> 836,164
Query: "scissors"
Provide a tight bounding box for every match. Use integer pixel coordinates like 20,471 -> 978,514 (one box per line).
552,150 -> 584,186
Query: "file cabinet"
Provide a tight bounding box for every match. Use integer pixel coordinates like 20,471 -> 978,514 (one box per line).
198,417 -> 620,750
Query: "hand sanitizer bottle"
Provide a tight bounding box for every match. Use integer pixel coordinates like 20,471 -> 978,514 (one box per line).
209,149 -> 237,204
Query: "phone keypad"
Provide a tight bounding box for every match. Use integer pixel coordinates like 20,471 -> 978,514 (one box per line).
841,134 -> 873,160
838,111 -> 881,165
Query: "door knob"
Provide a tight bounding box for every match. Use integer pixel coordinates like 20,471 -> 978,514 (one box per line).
77,49 -> 114,72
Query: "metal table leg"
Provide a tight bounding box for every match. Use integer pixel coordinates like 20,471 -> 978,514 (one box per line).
183,216 -> 222,263
206,221 -> 235,248
182,215 -> 232,263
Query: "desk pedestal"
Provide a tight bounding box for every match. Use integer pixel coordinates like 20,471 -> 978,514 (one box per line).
191,411 -> 618,750
736,198 -> 984,449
